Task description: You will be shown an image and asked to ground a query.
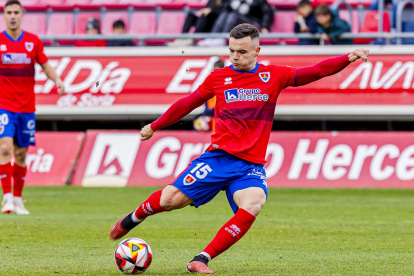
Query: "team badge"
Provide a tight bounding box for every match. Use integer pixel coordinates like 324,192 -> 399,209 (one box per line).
183,174 -> 196,185
25,42 -> 34,52
259,72 -> 270,83
0,44 -> 6,51
0,125 -> 4,135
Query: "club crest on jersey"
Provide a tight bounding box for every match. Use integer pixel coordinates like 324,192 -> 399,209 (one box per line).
25,42 -> 34,52
259,72 -> 270,83
0,44 -> 6,51
0,125 -> 4,135
183,174 -> 196,185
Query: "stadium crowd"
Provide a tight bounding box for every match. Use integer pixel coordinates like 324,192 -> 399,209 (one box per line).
3,0 -> 412,46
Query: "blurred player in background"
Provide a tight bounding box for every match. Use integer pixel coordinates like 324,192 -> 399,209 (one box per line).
0,0 -> 65,214
193,59 -> 224,132
111,23 -> 368,274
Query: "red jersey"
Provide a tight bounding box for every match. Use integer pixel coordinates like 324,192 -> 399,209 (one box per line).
0,30 -> 48,113
197,63 -> 297,164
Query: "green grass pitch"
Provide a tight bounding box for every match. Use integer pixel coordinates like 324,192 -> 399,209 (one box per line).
1,187 -> 414,275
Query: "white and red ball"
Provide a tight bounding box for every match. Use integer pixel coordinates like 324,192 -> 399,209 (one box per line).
114,238 -> 153,274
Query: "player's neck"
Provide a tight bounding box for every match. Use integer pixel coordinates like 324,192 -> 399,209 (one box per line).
245,62 -> 257,72
5,28 -> 22,40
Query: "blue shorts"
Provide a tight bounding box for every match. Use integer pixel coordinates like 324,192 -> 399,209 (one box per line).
0,109 -> 36,147
173,150 -> 268,213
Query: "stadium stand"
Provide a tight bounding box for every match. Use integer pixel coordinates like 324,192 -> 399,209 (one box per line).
47,13 -> 74,36
354,11 -> 390,44
75,12 -> 101,34
339,10 -> 360,33
262,11 -> 299,45
21,13 -> 46,35
0,0 -> 409,45
130,11 -> 157,35
101,11 -> 129,35
150,11 -> 185,44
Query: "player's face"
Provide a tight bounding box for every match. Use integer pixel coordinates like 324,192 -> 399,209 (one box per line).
229,36 -> 260,71
4,4 -> 23,31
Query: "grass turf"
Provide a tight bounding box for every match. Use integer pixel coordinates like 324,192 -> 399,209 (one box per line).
1,187 -> 414,275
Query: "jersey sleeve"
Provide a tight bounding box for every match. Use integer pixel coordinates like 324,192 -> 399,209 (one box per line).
196,72 -> 215,100
35,37 -> 48,65
274,65 -> 298,89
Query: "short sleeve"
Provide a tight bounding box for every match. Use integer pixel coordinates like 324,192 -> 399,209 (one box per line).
35,38 -> 48,65
197,72 -> 215,100
275,65 -> 298,89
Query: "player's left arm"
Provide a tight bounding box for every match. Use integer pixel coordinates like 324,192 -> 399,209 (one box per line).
36,37 -> 65,96
41,63 -> 65,96
294,48 -> 369,87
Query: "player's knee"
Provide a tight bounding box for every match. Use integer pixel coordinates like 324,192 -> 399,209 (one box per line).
242,203 -> 263,217
14,148 -> 28,164
159,196 -> 176,211
239,194 -> 266,216
160,187 -> 191,211
160,194 -> 185,210
0,143 -> 12,157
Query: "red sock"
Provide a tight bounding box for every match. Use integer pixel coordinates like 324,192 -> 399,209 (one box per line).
13,164 -> 27,197
202,208 -> 256,260
133,189 -> 167,220
0,162 -> 13,195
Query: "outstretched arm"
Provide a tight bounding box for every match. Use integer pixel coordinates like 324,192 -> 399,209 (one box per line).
140,91 -> 208,141
295,49 -> 369,86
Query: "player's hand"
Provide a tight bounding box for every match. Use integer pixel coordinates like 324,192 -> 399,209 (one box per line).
140,124 -> 154,141
56,79 -> 65,96
348,49 -> 369,63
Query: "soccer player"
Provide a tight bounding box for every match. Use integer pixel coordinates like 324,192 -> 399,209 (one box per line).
110,24 -> 368,274
0,0 -> 65,214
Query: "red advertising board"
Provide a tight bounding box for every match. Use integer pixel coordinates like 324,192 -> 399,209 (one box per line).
72,130 -> 414,188
25,132 -> 85,186
36,55 -> 414,108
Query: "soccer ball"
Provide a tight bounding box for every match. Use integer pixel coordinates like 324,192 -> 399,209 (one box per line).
114,238 -> 153,274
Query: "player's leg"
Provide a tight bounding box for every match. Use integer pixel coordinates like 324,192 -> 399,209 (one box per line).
203,187 -> 266,257
0,137 -> 14,214
12,144 -> 29,215
188,188 -> 266,274
110,185 -> 193,239
188,163 -> 268,274
0,109 -> 16,214
110,150 -> 230,240
12,113 -> 35,215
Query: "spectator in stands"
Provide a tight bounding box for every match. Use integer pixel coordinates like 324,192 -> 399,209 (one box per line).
170,0 -> 226,47
193,59 -> 225,132
294,0 -> 318,45
107,20 -> 134,47
199,0 -> 274,46
315,5 -> 353,45
76,17 -> 107,47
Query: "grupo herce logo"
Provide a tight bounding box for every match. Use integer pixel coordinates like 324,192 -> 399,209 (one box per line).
224,88 -> 269,103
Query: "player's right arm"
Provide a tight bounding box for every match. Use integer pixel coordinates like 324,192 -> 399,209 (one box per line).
140,73 -> 215,141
